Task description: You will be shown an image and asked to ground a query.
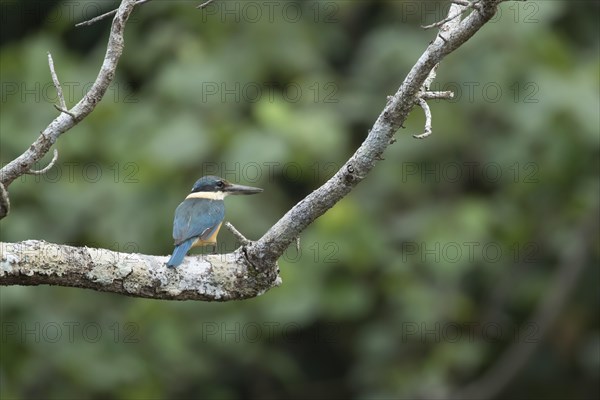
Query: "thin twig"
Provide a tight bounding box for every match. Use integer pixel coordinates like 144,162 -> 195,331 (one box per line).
53,104 -> 76,118
423,63 -> 439,90
412,65 -> 451,139
422,10 -> 465,29
413,99 -> 433,139
27,149 -> 59,175
422,1 -> 481,29
225,222 -> 251,246
452,0 -> 482,10
421,91 -> 455,100
47,52 -> 67,111
76,0 -> 151,27
196,0 -> 216,9
75,8 -> 117,27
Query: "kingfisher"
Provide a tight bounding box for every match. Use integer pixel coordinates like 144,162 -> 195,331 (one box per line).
166,175 -> 263,267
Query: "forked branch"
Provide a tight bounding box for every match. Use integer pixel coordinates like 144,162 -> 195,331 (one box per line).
2,0 -> 512,300
246,0 -> 505,267
0,0 -> 140,207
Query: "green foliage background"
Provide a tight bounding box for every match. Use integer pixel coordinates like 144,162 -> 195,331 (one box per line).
1,1 -> 598,399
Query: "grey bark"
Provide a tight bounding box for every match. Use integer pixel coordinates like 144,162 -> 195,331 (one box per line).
1,241 -> 280,301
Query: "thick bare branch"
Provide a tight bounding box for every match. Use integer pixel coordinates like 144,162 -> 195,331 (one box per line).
0,241 -> 280,301
0,0 -> 139,213
246,0 -> 506,267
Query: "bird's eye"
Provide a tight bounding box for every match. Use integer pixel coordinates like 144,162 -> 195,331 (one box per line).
216,181 -> 224,188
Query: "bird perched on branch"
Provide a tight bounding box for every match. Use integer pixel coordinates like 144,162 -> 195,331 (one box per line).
166,175 -> 263,267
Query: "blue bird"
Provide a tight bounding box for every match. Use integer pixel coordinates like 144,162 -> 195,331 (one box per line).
166,175 -> 263,267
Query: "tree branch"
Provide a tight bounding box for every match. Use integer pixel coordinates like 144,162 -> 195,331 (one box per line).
0,241 -> 280,301
246,0 -> 505,267
1,0 -> 514,300
75,0 -> 151,27
26,149 -> 59,175
47,52 -> 67,111
0,0 -> 139,217
413,98 -> 433,139
225,222 -> 252,246
422,1 -> 481,29
196,0 -> 217,10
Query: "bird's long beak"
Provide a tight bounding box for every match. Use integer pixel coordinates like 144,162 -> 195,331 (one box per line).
225,183 -> 263,195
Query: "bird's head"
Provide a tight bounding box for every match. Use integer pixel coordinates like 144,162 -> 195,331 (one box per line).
191,175 -> 263,196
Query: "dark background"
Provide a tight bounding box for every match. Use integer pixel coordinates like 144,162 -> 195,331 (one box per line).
1,1 -> 599,399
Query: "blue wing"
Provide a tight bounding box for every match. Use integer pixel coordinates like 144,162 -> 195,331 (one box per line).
172,198 -> 225,245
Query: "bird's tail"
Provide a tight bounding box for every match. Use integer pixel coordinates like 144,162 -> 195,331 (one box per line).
166,238 -> 195,267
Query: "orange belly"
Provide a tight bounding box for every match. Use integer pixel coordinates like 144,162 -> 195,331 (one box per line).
191,222 -> 222,248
